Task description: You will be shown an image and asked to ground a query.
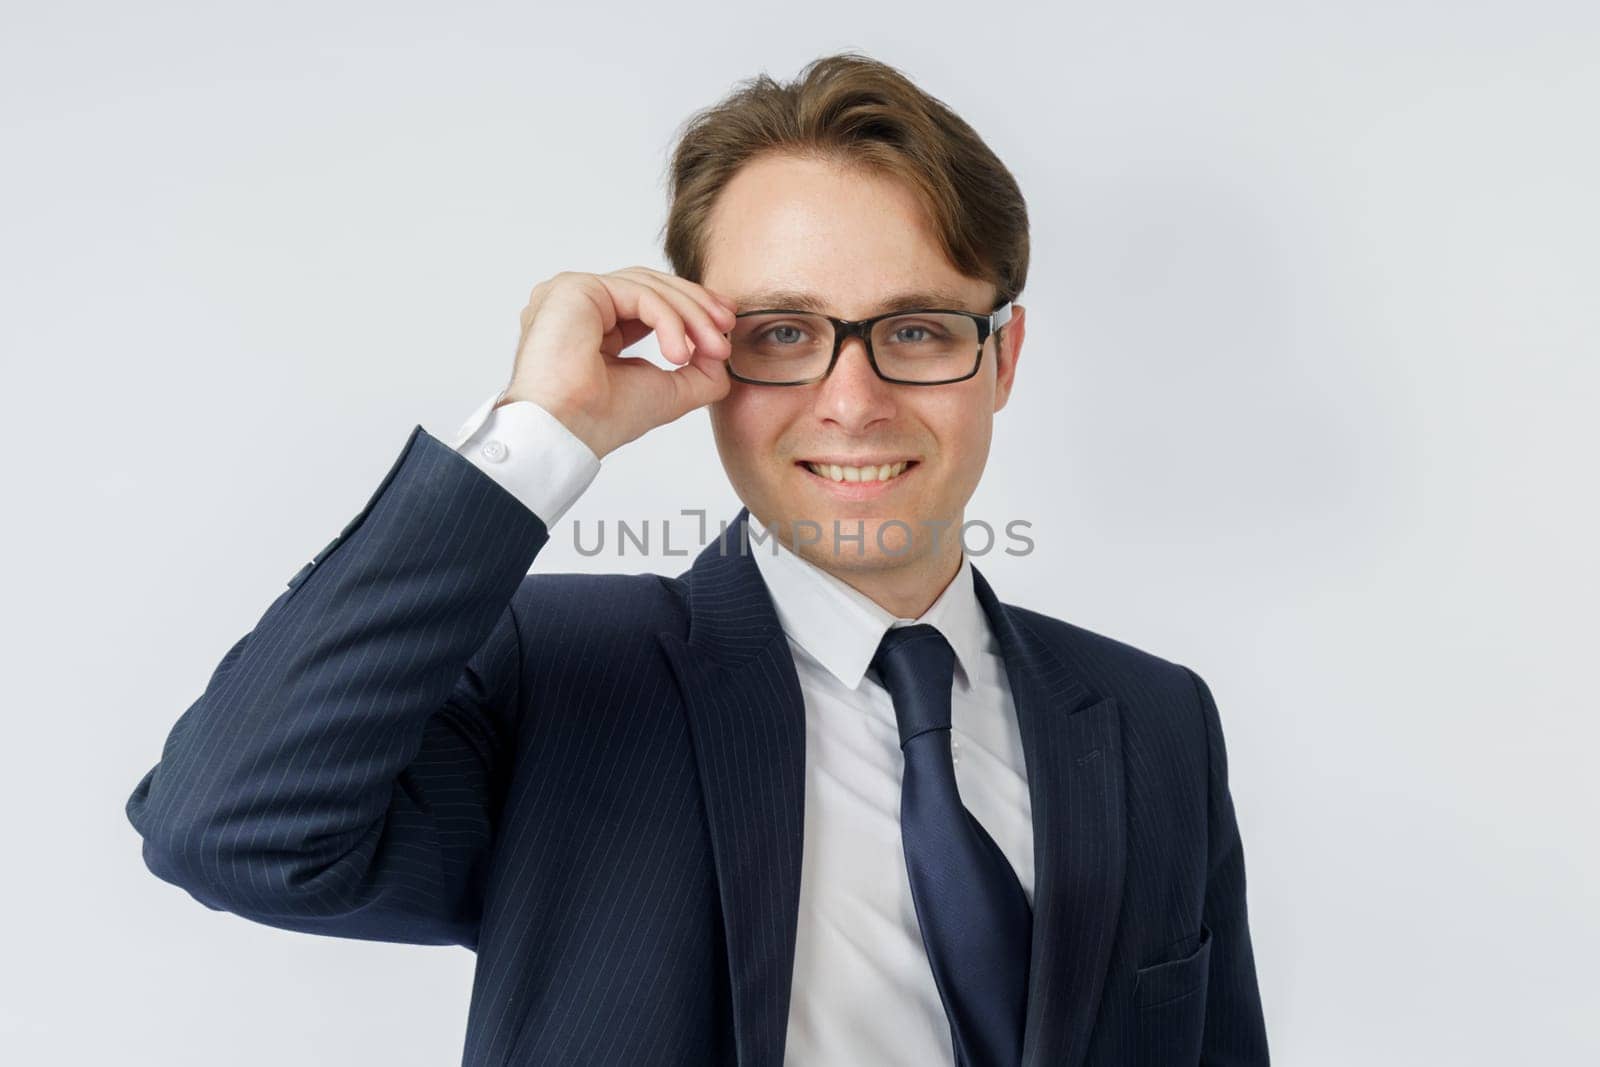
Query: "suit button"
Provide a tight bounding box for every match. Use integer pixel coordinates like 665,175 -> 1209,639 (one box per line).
480,439 -> 508,462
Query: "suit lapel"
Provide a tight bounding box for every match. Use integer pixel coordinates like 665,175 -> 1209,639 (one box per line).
970,564 -> 1128,1067
660,509 -> 1127,1067
659,509 -> 807,1067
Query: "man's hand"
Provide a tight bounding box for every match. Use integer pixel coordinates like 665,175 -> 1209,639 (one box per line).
499,267 -> 739,459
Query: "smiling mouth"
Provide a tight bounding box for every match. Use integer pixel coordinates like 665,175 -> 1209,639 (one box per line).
797,459 -> 919,484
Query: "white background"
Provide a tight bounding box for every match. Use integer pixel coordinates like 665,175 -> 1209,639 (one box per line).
3,2 -> 1596,1063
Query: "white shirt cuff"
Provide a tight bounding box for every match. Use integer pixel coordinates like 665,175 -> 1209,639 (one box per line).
447,388 -> 601,527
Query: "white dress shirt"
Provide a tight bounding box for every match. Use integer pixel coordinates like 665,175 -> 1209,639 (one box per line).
445,392 -> 1034,1065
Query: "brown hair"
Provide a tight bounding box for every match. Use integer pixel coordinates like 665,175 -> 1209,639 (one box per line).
659,51 -> 1029,309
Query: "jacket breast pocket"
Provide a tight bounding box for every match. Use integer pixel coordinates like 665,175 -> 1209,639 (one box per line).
1133,923 -> 1212,1066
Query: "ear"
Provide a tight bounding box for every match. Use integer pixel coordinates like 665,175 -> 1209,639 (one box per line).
992,304 -> 1025,413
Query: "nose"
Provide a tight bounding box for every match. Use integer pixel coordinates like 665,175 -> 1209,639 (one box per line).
813,335 -> 896,432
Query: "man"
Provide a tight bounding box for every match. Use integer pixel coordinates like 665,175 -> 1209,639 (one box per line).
126,52 -> 1268,1066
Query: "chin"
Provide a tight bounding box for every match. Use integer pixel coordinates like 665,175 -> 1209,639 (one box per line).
803,542 -> 922,574
766,511 -> 930,568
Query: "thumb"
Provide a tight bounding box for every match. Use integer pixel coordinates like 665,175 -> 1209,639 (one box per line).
667,349 -> 732,418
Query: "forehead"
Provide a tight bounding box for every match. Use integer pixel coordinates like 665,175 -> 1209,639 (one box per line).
702,153 -> 992,316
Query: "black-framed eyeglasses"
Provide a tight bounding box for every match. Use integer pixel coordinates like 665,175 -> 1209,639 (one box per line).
723,302 -> 1013,386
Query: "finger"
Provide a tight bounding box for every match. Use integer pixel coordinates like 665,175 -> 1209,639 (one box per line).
621,265 -> 739,323
613,268 -> 732,362
600,317 -> 657,358
617,267 -> 737,346
598,275 -> 693,365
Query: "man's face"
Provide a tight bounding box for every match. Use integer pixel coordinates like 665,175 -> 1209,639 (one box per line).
701,153 -> 1024,579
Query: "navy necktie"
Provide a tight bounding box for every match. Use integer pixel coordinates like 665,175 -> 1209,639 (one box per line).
871,623 -> 1032,1067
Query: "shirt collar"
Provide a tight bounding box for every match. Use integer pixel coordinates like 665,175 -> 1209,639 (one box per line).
746,511 -> 990,692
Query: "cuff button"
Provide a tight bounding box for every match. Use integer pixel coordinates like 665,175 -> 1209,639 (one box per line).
480,439 -> 509,463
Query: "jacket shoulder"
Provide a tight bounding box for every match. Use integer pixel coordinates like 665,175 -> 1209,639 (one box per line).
509,569 -> 689,646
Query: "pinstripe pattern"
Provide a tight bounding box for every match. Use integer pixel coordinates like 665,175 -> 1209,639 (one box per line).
127,424 -> 1268,1065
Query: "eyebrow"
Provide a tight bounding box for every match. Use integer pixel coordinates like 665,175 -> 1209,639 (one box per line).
732,289 -> 981,317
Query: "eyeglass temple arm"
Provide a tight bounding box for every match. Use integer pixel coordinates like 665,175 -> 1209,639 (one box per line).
991,301 -> 1014,332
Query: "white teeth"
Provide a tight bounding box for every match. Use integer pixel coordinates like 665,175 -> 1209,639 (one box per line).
804,461 -> 911,483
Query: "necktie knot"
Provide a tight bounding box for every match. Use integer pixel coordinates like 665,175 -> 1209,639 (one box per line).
871,623 -> 956,748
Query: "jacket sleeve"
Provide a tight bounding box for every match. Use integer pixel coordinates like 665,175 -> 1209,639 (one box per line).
1184,666 -> 1271,1064
124,424 -> 550,951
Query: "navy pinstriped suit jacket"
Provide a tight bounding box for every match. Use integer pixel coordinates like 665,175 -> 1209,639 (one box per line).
126,423 -> 1269,1066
